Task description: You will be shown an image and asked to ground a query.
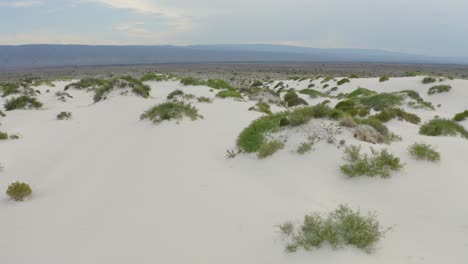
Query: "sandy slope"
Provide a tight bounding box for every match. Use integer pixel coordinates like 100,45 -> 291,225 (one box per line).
1,77 -> 468,264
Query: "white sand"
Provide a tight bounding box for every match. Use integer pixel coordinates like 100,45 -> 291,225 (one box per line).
1,77 -> 468,263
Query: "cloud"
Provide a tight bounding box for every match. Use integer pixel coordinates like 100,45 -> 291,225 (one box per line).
0,1 -> 42,7
115,22 -> 149,37
87,0 -> 192,30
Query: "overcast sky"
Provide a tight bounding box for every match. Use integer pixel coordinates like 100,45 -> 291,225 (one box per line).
1,0 -> 467,56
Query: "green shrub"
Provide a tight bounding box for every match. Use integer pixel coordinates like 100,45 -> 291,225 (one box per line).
197,96 -> 213,103
307,83 -> 316,88
274,82 -> 284,89
399,90 -> 434,110
280,205 -> 386,253
120,76 -> 151,98
297,142 -> 313,154
207,79 -> 234,89
339,116 -> 358,127
349,74 -> 359,79
453,110 -> 468,122
57,112 -> 72,120
1,83 -> 21,97
257,140 -> 284,159
337,78 -> 350,85
251,80 -> 263,87
422,77 -> 437,84
346,88 -> 377,98
180,77 -> 206,86
237,112 -> 289,152
299,89 -> 327,98
289,105 -> 343,126
6,182 -> 32,201
140,101 -> 202,123
379,76 -> 389,82
360,93 -> 403,111
428,85 -> 451,95
419,119 -> 468,138
250,101 -> 272,115
0,131 -> 8,140
65,78 -> 108,90
4,96 -> 43,111
408,143 -> 440,161
340,145 -> 402,178
216,89 -> 243,99
372,108 -> 421,124
321,76 -> 333,83
167,89 -> 185,100
284,90 -> 308,107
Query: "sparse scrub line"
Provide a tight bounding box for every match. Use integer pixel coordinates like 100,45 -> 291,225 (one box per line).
249,101 -> 272,115
0,131 -> 20,140
279,205 -> 387,253
65,76 -> 151,102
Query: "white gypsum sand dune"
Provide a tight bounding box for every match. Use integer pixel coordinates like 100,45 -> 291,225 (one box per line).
0,76 -> 468,264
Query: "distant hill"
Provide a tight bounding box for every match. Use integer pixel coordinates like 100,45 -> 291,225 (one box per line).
0,44 -> 467,70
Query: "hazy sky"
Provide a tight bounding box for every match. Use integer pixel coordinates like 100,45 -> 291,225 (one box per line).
1,0 -> 467,56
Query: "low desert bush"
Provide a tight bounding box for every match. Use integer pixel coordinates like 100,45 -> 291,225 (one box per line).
251,80 -> 263,87
408,143 -> 440,161
299,89 -> 327,98
120,76 -> 151,98
421,77 -> 437,84
4,96 -> 43,111
284,90 -> 308,107
249,101 -> 272,115
6,182 -> 32,201
337,78 -> 350,85
297,142 -> 314,154
167,89 -> 185,100
140,101 -> 202,123
207,79 -> 235,89
237,112 -> 289,152
349,74 -> 359,78
340,145 -> 402,178
372,108 -> 421,124
379,76 -> 389,82
280,205 -> 386,253
359,93 -> 403,111
0,131 -> 8,140
428,85 -> 451,95
57,112 -> 72,120
453,110 -> 468,122
216,89 -> 243,99
399,90 -> 435,110
180,77 -> 206,86
321,76 -> 333,83
1,83 -> 21,97
257,140 -> 284,159
419,119 -> 468,139
197,96 -> 213,103
65,78 -> 108,90
346,87 -> 377,98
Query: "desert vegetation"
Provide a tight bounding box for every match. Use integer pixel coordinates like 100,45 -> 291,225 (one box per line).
57,112 -> 72,120
6,182 -> 32,201
408,143 -> 440,161
279,205 -> 386,253
453,110 -> 468,122
340,145 -> 402,178
140,101 -> 202,123
4,95 -> 43,111
419,119 -> 468,139
379,76 -> 389,82
257,140 -> 284,159
428,85 -> 451,95
421,77 -> 437,84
